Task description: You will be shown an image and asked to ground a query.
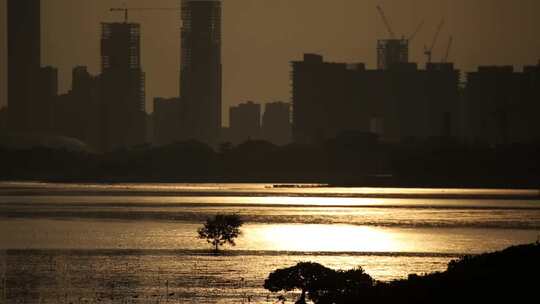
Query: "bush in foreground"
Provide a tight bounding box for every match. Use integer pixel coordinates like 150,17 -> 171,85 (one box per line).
265,242 -> 540,304
264,262 -> 373,304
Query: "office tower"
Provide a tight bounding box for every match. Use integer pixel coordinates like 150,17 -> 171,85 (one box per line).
262,102 -> 292,146
291,54 -> 461,144
7,0 -> 41,133
466,65 -> 540,145
153,97 -> 182,146
0,0 -> 6,117
54,66 -> 101,149
291,54 -> 353,144
229,101 -> 261,144
35,66 -> 58,133
0,107 -> 7,133
520,64 -> 540,143
180,0 -> 222,145
100,22 -> 146,151
70,66 -> 101,148
425,63 -> 460,139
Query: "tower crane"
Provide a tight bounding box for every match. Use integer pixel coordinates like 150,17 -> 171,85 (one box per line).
408,20 -> 425,42
442,35 -> 453,63
424,19 -> 445,63
110,7 -> 180,23
377,5 -> 424,42
376,5 -> 396,39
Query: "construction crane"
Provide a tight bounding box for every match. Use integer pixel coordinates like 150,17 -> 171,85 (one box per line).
110,7 -> 180,23
442,36 -> 453,63
424,19 -> 445,63
408,20 -> 425,42
376,5 -> 396,39
377,5 -> 423,42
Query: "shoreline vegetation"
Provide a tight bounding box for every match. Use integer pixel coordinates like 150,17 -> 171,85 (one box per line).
1,139 -> 539,189
264,242 -> 540,304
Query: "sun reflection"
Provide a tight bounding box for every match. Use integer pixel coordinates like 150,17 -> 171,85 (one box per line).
245,224 -> 399,252
254,196 -> 369,206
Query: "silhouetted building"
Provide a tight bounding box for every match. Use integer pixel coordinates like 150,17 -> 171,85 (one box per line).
180,0 -> 222,145
465,64 -> 540,145
292,54 -> 460,144
100,22 -> 147,151
262,102 -> 292,145
377,39 -> 409,70
54,66 -> 101,149
229,101 -> 261,144
363,63 -> 425,142
153,97 -> 182,146
54,93 -> 75,135
220,127 -> 232,144
7,0 -> 41,133
0,107 -> 8,133
425,63 -> 461,138
35,66 -> 58,133
363,62 -> 460,141
145,112 -> 154,145
292,54 -> 364,144
0,4 -> 5,114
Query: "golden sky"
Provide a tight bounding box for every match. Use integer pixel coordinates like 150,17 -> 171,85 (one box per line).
1,0 -> 539,124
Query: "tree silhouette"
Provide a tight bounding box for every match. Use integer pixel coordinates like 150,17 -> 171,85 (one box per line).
264,262 -> 333,304
198,214 -> 244,252
264,262 -> 373,304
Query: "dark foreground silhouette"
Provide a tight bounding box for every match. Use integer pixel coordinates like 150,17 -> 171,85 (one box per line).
0,137 -> 539,188
264,243 -> 540,304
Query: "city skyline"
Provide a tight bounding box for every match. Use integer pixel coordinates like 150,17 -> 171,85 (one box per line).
1,0 -> 540,125
0,2 -> 539,302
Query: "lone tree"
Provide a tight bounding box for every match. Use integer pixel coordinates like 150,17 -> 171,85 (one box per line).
198,214 -> 244,252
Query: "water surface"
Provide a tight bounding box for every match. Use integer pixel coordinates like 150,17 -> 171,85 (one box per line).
1,182 -> 539,303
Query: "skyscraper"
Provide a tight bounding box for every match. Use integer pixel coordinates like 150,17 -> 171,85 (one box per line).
262,102 -> 292,146
35,66 -> 58,133
180,0 -> 222,145
153,97 -> 182,146
291,54 -> 460,144
0,0 -> 6,115
465,65 -> 540,145
291,54 -> 352,144
54,66 -> 101,149
229,101 -> 261,144
7,0 -> 41,133
100,22 -> 147,151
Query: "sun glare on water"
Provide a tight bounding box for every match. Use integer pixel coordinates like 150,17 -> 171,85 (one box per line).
245,224 -> 399,252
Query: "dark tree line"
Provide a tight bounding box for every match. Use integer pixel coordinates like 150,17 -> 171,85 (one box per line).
1,137 -> 539,187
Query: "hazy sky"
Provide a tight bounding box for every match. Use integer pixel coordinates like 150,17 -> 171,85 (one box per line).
1,0 -> 540,124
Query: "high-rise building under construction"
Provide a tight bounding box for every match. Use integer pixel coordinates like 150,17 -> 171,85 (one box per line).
180,0 -> 222,145
377,39 -> 409,70
100,22 -> 146,151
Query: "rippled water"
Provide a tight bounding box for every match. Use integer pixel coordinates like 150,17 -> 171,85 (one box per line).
0,182 -> 539,303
